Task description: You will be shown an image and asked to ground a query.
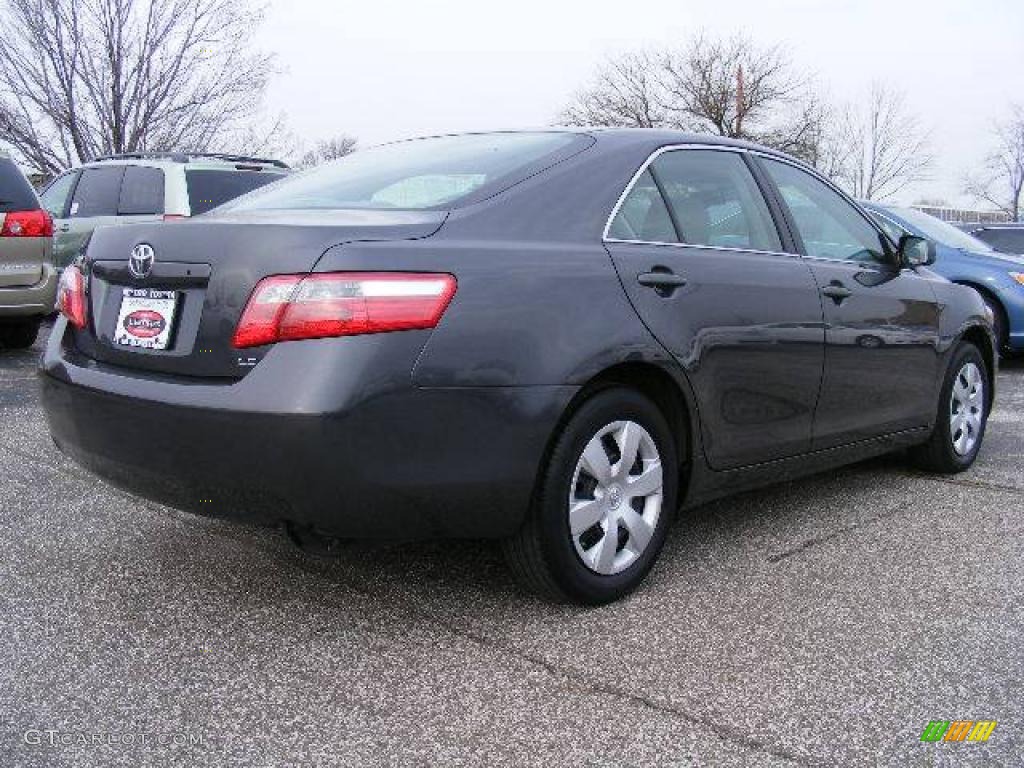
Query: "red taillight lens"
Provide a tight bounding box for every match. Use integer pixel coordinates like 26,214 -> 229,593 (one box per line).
232,272 -> 457,349
1,209 -> 53,237
162,214 -> 187,222
57,265 -> 88,329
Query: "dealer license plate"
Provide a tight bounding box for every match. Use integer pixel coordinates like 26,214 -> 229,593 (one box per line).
113,288 -> 179,350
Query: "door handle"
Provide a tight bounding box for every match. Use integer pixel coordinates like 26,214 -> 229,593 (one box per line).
821,283 -> 852,302
638,271 -> 688,297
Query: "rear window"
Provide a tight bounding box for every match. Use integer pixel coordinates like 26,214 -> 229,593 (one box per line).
186,170 -> 284,215
0,158 -> 40,213
974,228 -> 1024,254
224,132 -> 584,212
119,166 -> 165,215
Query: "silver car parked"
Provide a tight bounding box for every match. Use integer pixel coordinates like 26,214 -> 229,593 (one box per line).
39,152 -> 289,270
0,153 -> 56,349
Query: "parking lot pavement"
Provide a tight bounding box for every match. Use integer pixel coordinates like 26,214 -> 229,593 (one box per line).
1,327 -> 1021,768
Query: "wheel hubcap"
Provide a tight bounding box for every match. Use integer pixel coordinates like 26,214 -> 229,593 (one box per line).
569,420 -> 663,576
950,362 -> 984,457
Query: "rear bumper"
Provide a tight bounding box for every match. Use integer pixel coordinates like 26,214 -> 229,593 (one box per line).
0,263 -> 58,318
40,318 -> 575,538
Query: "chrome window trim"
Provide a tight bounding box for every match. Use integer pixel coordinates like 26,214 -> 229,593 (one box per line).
603,236 -> 798,260
602,142 -> 897,269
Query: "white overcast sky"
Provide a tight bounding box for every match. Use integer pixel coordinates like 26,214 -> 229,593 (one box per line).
255,0 -> 1022,206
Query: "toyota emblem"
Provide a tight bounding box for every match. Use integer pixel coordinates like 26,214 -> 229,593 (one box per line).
129,243 -> 155,279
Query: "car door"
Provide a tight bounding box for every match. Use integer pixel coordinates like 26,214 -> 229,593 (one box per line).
39,170 -> 80,268
756,156 -> 941,450
605,147 -> 825,470
57,165 -> 126,269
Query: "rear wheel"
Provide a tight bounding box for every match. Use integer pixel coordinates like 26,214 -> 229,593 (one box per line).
503,387 -> 678,604
0,319 -> 40,350
909,342 -> 990,473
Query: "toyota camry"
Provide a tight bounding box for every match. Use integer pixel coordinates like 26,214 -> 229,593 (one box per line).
41,130 -> 996,604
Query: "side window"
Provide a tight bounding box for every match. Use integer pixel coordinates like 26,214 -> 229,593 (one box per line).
607,170 -> 677,243
40,171 -> 78,218
868,211 -> 906,245
70,166 -> 125,217
119,166 -> 165,215
761,159 -> 889,264
651,150 -> 782,252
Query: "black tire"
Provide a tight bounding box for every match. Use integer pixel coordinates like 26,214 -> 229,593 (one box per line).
0,319 -> 40,350
502,387 -> 679,605
909,342 -> 990,474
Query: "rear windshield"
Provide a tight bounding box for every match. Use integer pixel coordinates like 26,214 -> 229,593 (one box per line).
974,228 -> 1024,254
224,132 -> 584,212
186,170 -> 285,216
0,158 -> 40,213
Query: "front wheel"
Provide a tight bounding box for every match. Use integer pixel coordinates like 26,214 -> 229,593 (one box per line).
503,387 -> 678,604
909,342 -> 990,473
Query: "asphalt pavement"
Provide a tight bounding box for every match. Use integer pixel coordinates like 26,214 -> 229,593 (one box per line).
1,324 -> 1021,767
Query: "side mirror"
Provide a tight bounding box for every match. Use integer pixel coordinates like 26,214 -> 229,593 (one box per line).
897,234 -> 936,268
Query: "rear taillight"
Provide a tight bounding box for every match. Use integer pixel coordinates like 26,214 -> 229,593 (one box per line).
232,272 -> 457,349
57,265 -> 88,329
1,209 -> 53,237
162,214 -> 187,222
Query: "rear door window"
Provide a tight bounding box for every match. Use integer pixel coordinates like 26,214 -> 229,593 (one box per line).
186,170 -> 283,215
0,158 -> 40,212
119,166 -> 165,215
40,171 -> 79,218
650,150 -> 782,252
607,170 -> 678,243
70,166 -> 125,217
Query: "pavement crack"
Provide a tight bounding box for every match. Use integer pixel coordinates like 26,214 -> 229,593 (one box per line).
427,615 -> 817,766
296,557 -> 816,766
767,503 -> 909,564
902,472 -> 1024,496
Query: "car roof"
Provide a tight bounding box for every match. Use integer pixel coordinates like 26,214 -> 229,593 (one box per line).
76,152 -> 289,172
378,127 -> 806,162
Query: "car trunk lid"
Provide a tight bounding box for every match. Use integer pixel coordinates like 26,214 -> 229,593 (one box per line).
72,209 -> 446,378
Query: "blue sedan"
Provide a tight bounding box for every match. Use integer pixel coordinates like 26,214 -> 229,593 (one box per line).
863,202 -> 1024,353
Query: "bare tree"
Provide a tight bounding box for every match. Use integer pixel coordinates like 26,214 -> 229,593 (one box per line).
834,84 -> 932,200
297,135 -> 359,169
559,52 -> 664,128
0,0 -> 281,176
964,104 -> 1024,221
660,34 -> 805,138
558,34 -> 836,170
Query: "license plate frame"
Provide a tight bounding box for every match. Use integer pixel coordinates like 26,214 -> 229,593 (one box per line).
112,287 -> 179,350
